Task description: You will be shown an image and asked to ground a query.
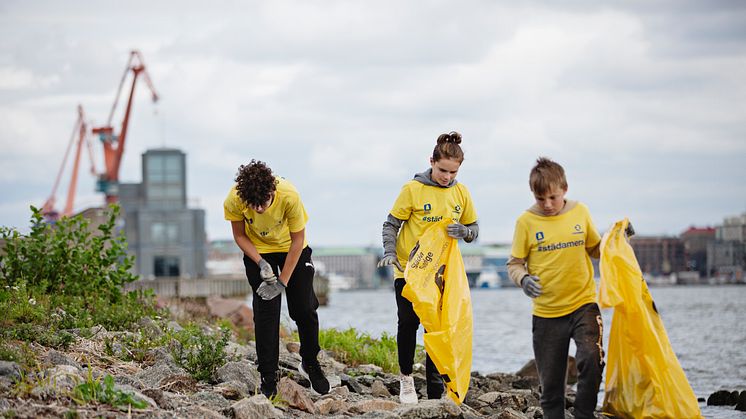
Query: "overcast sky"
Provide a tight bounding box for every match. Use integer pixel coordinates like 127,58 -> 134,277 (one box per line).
1,1 -> 745,247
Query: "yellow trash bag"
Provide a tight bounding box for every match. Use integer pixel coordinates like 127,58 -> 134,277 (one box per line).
402,219 -> 472,404
599,218 -> 702,419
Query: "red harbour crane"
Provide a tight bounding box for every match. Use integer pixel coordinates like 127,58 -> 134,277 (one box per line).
93,50 -> 159,204
42,50 -> 159,220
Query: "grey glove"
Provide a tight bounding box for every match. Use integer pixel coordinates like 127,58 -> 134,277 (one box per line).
377,255 -> 403,271
447,223 -> 473,241
258,259 -> 276,281
257,280 -> 285,300
520,275 -> 543,298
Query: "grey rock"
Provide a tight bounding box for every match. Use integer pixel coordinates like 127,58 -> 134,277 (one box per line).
215,379 -> 251,399
43,349 -> 81,370
371,379 -> 393,398
134,360 -> 189,388
493,407 -> 529,419
0,361 -> 21,380
278,351 -> 302,369
166,320 -> 184,333
140,388 -> 183,410
215,360 -> 260,391
395,398 -> 462,418
359,411 -> 399,419
46,365 -> 83,391
192,390 -> 231,411
316,397 -> 350,415
172,405 -> 226,419
349,399 -> 400,414
341,373 -> 367,394
231,394 -> 284,419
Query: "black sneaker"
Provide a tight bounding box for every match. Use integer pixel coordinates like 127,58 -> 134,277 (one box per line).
299,360 -> 330,395
260,371 -> 278,398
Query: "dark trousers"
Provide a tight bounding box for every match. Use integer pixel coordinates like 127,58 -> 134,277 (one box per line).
394,278 -> 444,399
532,303 -> 604,419
243,246 -> 320,376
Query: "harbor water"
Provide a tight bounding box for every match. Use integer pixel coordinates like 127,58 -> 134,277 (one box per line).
307,284 -> 746,418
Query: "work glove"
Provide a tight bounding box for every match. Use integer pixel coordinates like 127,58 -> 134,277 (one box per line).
520,275 -> 543,298
447,223 -> 472,241
258,259 -> 276,281
256,279 -> 285,300
377,255 -> 403,271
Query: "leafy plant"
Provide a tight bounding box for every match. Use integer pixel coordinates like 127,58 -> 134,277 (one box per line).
72,373 -> 147,410
170,325 -> 231,382
0,205 -> 137,299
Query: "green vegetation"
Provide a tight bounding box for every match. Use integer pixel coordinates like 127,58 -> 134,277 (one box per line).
0,206 -> 162,347
317,327 -> 424,374
170,325 -> 232,382
72,373 -> 147,410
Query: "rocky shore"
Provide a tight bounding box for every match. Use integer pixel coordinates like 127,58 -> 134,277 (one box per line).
0,312 -> 607,419
2,295 -> 740,418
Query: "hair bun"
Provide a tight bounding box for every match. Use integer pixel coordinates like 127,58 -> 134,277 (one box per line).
437,131 -> 462,145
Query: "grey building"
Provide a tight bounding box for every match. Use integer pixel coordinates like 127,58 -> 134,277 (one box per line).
707,212 -> 746,282
120,149 -> 206,279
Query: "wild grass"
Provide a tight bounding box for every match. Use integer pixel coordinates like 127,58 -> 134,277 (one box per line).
317,327 -> 424,374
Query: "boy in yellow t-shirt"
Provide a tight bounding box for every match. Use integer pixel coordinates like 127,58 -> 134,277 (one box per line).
224,160 -> 328,398
507,157 -> 603,419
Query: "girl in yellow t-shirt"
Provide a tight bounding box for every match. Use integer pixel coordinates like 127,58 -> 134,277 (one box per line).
377,131 -> 479,404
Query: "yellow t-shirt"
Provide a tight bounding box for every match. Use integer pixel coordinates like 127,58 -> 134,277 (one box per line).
390,180 -> 478,277
223,177 -> 308,253
510,202 -> 601,318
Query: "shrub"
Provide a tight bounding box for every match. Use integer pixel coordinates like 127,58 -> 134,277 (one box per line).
170,325 -> 231,382
0,205 -> 137,300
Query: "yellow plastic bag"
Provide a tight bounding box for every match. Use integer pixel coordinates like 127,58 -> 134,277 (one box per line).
402,219 -> 472,404
599,218 -> 702,419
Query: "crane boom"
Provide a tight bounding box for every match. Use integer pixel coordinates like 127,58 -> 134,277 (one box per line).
92,50 -> 159,204
42,105 -> 90,221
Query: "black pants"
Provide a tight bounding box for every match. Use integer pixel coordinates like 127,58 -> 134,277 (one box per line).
394,278 -> 444,399
243,246 -> 320,376
532,303 -> 604,419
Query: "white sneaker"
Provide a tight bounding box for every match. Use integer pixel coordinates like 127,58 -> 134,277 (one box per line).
399,374 -> 418,404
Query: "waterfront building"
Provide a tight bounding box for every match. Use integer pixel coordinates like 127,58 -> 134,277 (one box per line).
629,236 -> 686,282
312,246 -> 381,289
680,226 -> 716,278
119,148 -> 207,279
707,212 -> 746,283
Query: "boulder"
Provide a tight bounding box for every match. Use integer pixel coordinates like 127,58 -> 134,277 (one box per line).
215,360 -> 260,391
277,376 -> 317,413
316,397 -> 350,414
349,399 -> 400,414
394,398 -> 462,418
230,394 -> 283,419
736,390 -> 746,411
708,389 -> 738,405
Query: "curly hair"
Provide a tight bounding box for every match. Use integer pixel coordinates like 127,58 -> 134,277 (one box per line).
234,160 -> 277,207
